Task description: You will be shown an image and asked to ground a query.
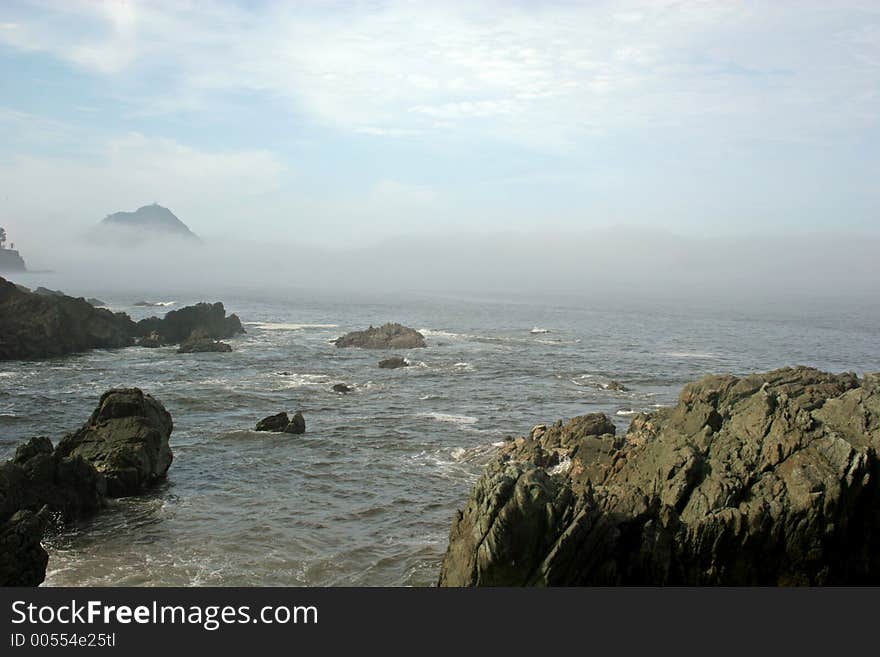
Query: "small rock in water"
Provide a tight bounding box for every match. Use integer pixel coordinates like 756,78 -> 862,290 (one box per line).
378,356 -> 409,369
604,380 -> 629,392
255,411 -> 306,434
177,329 -> 232,353
333,384 -> 353,394
335,323 -> 426,349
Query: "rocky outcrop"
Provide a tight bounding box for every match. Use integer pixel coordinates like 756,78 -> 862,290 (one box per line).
0,509 -> 50,586
335,323 -> 426,349
139,331 -> 164,348
379,356 -> 409,369
0,437 -> 106,587
439,367 -> 880,586
0,389 -> 175,585
255,411 -> 306,434
0,276 -> 137,360
55,389 -> 174,498
136,302 -> 245,344
177,330 -> 232,353
86,298 -> 107,307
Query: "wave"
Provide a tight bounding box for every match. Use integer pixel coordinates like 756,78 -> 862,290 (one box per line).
417,412 -> 478,427
530,327 -> 550,334
246,322 -> 339,331
661,351 -> 721,359
616,409 -> 639,416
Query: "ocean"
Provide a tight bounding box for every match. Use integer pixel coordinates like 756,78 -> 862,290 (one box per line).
2,283 -> 879,586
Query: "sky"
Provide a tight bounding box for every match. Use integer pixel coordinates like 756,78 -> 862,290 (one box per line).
0,0 -> 878,294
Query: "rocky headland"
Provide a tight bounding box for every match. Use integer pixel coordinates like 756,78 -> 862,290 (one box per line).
335,323 -> 426,349
0,276 -> 243,360
0,276 -> 136,360
0,389 -> 174,586
439,367 -> 880,586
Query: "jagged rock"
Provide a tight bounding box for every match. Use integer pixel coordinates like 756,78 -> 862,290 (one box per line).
177,330 -> 232,353
255,411 -> 306,434
335,323 -> 426,349
136,302 -> 245,344
55,389 -> 174,498
439,367 -> 880,586
379,356 -> 409,369
333,384 -> 353,394
0,276 -> 136,360
86,298 -> 107,307
1,436 -> 106,521
0,508 -> 50,586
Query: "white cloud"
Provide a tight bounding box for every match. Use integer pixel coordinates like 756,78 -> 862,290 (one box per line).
1,1 -> 877,148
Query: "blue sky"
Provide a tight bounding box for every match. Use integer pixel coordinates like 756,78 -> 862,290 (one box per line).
1,0 -> 878,247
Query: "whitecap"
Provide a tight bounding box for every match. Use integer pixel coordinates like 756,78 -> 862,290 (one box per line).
417,412 -> 478,426
661,351 -> 720,359
246,322 -> 339,331
616,409 -> 639,416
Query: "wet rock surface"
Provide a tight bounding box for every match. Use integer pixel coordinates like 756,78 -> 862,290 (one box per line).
255,411 -> 306,434
335,323 -> 426,349
439,367 -> 880,586
0,276 -> 136,360
55,389 -> 174,498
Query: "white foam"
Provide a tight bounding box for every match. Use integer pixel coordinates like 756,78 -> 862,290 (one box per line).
661,351 -> 720,359
246,322 -> 339,331
549,455 -> 572,475
418,412 -> 478,426
530,327 -> 550,334
616,409 -> 639,416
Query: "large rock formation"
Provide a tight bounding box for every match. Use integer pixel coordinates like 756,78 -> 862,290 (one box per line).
93,203 -> 201,245
0,389 -> 175,585
136,302 -> 245,344
439,367 -> 880,586
0,437 -> 107,587
0,276 -> 136,360
335,323 -> 426,349
55,389 -> 174,498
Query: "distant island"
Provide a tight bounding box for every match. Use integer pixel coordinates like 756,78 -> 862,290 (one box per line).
92,203 -> 201,245
0,226 -> 27,272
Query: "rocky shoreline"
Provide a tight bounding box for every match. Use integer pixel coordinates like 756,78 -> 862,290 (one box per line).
0,276 -> 244,360
438,367 -> 880,586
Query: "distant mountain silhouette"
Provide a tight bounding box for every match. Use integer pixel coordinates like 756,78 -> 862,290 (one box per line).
94,204 -> 200,245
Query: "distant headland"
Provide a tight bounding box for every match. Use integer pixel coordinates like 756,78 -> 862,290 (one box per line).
0,226 -> 27,272
92,203 -> 201,245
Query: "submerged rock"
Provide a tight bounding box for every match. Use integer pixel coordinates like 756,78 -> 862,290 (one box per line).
55,389 -> 174,498
177,330 -> 232,353
333,383 -> 354,394
439,367 -> 880,586
0,276 -> 137,360
335,323 -> 426,349
255,411 -> 306,434
378,356 -> 409,369
603,380 -> 629,392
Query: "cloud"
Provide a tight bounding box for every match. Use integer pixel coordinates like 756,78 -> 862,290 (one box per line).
1,1 -> 877,149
